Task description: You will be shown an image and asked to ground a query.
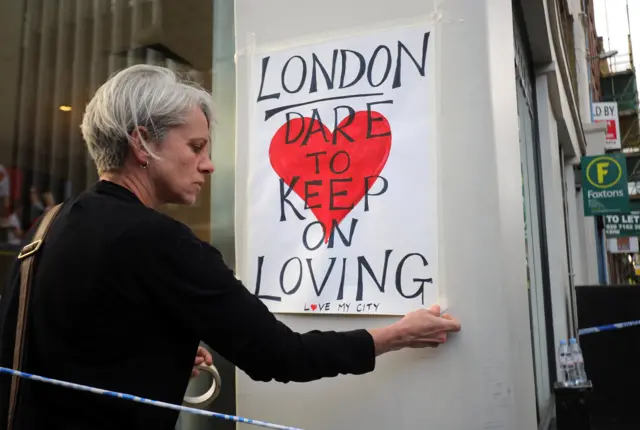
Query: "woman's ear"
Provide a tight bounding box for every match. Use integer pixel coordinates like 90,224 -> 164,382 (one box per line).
129,126 -> 151,165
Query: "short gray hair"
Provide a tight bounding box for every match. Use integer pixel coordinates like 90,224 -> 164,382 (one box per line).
81,64 -> 214,174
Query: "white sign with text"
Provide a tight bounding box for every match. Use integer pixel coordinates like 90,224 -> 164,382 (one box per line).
239,24 -> 439,315
592,102 -> 621,150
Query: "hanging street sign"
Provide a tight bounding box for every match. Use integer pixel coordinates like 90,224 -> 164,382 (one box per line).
592,102 -> 621,150
604,213 -> 640,237
581,153 -> 629,216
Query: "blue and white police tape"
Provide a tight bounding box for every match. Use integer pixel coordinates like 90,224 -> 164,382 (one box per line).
0,367 -> 303,430
578,319 -> 640,336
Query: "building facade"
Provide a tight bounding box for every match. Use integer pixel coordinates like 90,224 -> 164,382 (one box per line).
0,0 -> 608,429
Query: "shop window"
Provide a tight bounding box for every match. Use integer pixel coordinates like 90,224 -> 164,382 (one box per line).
0,0 -> 214,252
0,2 -> 240,426
514,8 -> 552,419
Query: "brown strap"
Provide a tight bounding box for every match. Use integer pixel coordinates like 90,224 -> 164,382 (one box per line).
7,204 -> 63,430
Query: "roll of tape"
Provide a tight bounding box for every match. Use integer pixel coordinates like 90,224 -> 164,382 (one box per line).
183,363 -> 222,408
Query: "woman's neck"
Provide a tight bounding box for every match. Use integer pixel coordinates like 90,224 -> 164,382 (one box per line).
100,172 -> 159,209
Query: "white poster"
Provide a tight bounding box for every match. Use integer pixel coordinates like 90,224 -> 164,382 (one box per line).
240,24 -> 438,315
592,102 -> 621,150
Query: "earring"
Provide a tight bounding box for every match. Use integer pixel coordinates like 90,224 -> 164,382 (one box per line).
140,161 -> 148,169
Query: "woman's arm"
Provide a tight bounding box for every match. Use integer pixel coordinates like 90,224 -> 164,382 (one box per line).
127,215 -> 459,383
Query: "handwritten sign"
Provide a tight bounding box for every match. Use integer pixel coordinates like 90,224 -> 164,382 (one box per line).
241,24 -> 438,315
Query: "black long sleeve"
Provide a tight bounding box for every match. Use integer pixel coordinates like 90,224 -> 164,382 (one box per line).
120,215 -> 376,383
0,180 -> 376,430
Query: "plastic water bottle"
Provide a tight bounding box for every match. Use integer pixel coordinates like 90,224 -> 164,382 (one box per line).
558,339 -> 577,387
569,338 -> 588,385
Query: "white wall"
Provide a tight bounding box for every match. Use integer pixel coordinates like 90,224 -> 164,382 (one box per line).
233,1 -> 537,429
582,123 -> 608,284
570,0 -> 592,122
574,184 -> 594,284
570,0 -> 606,287
564,161 -> 586,286
541,0 -> 583,159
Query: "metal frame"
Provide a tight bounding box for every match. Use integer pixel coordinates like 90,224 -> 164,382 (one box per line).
201,1 -> 239,429
514,0 -> 558,422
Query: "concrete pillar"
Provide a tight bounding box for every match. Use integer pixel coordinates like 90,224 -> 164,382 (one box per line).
583,121 -> 608,284
570,0 -> 592,123
564,159 -> 585,286
562,158 -> 582,333
233,1 -> 537,429
584,122 -> 607,156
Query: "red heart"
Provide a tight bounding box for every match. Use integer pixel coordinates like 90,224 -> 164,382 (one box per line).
269,111 -> 392,242
310,304 -> 318,311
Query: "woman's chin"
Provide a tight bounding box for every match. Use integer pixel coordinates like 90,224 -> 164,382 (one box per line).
181,194 -> 198,206
165,192 -> 198,206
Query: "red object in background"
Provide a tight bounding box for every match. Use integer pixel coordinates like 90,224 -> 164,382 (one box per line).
606,119 -> 617,140
594,119 -> 618,142
6,167 -> 23,206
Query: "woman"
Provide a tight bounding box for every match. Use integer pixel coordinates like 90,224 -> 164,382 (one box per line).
0,65 -> 461,430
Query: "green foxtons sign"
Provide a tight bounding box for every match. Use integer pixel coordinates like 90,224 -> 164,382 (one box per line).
581,153 -> 630,216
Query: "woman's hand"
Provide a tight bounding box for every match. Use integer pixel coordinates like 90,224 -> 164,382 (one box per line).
397,305 -> 460,347
191,346 -> 213,377
368,305 -> 461,355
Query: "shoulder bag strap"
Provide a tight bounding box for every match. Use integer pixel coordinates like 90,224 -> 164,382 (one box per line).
7,203 -> 63,430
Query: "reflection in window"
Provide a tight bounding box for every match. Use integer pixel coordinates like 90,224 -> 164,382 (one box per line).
0,0 -> 214,250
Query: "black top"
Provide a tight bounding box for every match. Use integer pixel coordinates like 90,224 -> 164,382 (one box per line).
0,181 -> 375,430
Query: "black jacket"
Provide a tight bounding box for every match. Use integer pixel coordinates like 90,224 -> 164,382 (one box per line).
0,180 -> 375,430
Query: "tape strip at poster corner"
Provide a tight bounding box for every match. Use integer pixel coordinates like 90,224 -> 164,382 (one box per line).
237,24 -> 439,316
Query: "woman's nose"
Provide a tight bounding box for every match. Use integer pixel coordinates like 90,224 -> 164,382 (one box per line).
200,157 -> 215,174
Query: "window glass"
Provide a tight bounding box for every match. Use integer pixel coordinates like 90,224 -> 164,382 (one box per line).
0,1 -> 242,425
0,0 -> 214,262
514,14 -> 551,418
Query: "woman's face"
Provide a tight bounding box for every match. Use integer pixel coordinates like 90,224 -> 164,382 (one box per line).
150,107 -> 214,205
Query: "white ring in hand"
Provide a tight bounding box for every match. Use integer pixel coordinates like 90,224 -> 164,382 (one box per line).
183,363 -> 222,408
